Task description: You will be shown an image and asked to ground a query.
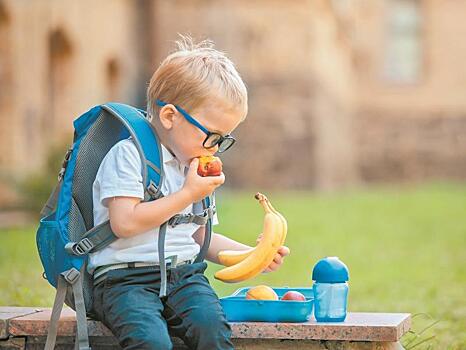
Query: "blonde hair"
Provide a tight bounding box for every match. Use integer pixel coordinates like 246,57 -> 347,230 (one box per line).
146,34 -> 248,122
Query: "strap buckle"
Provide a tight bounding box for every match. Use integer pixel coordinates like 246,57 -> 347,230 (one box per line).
146,180 -> 163,200
168,205 -> 216,227
65,238 -> 94,256
62,268 -> 80,284
193,206 -> 215,225
168,213 -> 194,227
204,206 -> 215,218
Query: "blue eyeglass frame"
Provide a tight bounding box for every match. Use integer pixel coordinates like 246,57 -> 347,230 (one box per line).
155,99 -> 236,152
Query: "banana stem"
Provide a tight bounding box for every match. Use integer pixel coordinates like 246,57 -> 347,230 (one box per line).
256,192 -> 288,247
256,192 -> 279,214
255,192 -> 272,213
254,192 -> 265,201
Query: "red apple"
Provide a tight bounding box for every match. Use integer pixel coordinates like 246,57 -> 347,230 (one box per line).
280,291 -> 306,301
197,156 -> 223,177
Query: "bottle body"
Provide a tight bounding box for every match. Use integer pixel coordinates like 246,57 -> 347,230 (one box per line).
313,282 -> 348,322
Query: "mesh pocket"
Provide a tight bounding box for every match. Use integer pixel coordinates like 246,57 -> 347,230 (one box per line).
37,212 -> 95,315
36,212 -> 64,288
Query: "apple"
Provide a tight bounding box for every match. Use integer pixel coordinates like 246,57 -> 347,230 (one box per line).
197,156 -> 222,177
280,291 -> 306,301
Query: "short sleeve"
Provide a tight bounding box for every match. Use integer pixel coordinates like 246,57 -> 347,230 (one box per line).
96,140 -> 144,206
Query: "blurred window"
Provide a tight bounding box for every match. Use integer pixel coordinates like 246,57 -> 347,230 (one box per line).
47,28 -> 73,134
383,0 -> 423,83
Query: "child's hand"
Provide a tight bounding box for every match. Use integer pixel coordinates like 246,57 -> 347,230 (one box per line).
183,158 -> 225,203
256,233 -> 290,273
262,245 -> 290,273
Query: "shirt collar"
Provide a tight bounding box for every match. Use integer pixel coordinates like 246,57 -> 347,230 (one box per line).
161,144 -> 177,165
161,145 -> 187,174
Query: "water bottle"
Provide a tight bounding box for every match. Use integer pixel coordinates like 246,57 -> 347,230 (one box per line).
312,257 -> 349,322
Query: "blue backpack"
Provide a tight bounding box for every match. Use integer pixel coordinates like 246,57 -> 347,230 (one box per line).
36,103 -> 215,350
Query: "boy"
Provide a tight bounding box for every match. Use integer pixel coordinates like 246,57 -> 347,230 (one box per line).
89,36 -> 290,350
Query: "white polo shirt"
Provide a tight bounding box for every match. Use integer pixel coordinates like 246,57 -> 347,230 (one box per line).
87,138 -> 218,274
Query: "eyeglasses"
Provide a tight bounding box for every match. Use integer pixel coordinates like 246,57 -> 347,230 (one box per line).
156,100 -> 236,153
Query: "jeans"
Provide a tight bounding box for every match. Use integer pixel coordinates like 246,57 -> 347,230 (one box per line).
91,262 -> 233,350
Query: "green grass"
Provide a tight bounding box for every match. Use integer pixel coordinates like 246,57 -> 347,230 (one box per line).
1,182 -> 465,349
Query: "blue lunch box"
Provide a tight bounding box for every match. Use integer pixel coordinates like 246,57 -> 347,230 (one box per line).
219,287 -> 314,322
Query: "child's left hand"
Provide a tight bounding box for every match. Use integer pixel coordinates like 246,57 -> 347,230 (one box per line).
255,233 -> 290,273
262,245 -> 290,273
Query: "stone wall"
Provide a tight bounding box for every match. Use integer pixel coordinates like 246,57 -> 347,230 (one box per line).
357,111 -> 466,182
152,0 -> 356,189
0,0 -> 151,174
0,0 -> 465,198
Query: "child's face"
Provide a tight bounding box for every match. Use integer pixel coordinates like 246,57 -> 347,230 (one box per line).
160,98 -> 245,167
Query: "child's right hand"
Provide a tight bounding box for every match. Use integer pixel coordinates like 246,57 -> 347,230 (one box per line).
182,158 -> 225,203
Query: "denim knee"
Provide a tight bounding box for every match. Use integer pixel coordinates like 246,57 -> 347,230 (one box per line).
185,310 -> 232,349
120,329 -> 173,350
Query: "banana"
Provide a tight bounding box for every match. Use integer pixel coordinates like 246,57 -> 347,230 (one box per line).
217,193 -> 287,267
214,194 -> 283,283
264,194 -> 288,246
217,247 -> 255,267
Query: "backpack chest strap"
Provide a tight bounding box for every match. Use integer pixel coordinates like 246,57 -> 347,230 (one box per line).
66,201 -> 216,256
168,206 -> 216,227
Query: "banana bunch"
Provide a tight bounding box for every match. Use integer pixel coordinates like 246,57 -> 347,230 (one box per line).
214,193 -> 287,283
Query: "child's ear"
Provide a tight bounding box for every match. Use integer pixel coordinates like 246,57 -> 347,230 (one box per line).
158,104 -> 177,130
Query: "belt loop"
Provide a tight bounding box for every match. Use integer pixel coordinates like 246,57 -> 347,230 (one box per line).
165,255 -> 177,267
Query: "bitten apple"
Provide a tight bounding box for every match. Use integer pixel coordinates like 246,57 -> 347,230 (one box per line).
280,291 -> 306,301
197,156 -> 222,177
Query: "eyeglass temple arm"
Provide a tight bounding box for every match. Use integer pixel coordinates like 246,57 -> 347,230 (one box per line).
156,100 -> 210,135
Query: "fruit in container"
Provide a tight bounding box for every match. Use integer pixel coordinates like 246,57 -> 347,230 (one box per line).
197,155 -> 222,177
245,285 -> 279,300
281,290 -> 306,301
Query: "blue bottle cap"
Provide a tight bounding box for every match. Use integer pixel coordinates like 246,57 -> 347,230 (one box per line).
312,257 -> 349,283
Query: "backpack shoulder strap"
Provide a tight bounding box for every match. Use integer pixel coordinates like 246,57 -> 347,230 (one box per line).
44,268 -> 90,350
66,103 -> 164,256
103,103 -> 164,200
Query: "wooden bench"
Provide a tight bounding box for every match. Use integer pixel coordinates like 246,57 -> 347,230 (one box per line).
0,307 -> 410,349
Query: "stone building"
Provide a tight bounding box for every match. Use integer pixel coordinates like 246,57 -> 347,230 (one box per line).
0,0 -> 465,202
351,0 -> 466,182
0,0 -> 151,172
